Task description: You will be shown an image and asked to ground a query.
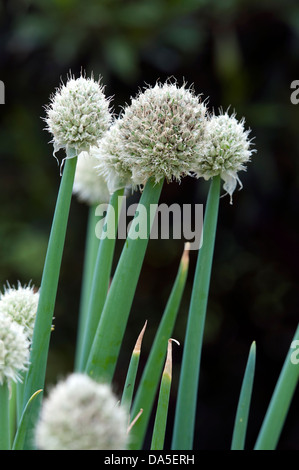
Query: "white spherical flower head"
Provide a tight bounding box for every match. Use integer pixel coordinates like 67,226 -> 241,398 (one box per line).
114,81 -> 208,186
35,373 -> 129,450
0,313 -> 30,385
0,282 -> 39,340
195,111 -> 255,203
93,121 -> 134,194
45,74 -> 111,158
73,151 -> 111,205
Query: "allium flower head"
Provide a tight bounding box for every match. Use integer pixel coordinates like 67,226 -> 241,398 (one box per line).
99,81 -> 208,188
45,74 -> 111,158
35,373 -> 129,450
93,121 -> 135,194
73,151 -> 111,205
0,282 -> 39,340
0,313 -> 30,385
195,111 -> 255,203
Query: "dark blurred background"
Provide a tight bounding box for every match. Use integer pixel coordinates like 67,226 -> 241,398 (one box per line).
1,0 -> 298,450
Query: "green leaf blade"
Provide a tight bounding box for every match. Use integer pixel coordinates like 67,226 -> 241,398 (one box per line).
231,341 -> 256,450
121,321 -> 147,411
12,389 -> 43,450
254,324 -> 299,450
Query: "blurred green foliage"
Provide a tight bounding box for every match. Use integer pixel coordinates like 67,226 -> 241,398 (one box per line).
1,0 -> 299,449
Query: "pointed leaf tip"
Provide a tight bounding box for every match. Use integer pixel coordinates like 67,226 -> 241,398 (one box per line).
164,338 -> 180,378
127,408 -> 143,434
181,243 -> 190,270
134,320 -> 148,354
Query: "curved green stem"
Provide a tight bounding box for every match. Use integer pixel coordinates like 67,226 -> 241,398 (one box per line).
22,153 -> 77,448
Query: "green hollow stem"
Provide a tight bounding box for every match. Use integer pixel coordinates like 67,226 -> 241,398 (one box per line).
77,189 -> 124,372
0,381 -> 10,450
21,153 -> 77,449
171,175 -> 221,450
231,341 -> 256,450
129,244 -> 189,450
74,203 -> 101,371
121,321 -> 147,411
85,177 -> 164,383
254,323 -> 299,450
9,381 -> 16,444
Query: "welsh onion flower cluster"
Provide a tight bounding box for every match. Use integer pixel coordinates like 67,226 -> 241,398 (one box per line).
0,283 -> 39,449
0,283 -> 39,383
1,73 -> 298,451
35,374 -> 128,450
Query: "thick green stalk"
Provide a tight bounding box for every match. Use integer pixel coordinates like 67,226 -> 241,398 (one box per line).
231,341 -> 256,450
77,189 -> 124,372
129,243 -> 189,450
171,175 -> 221,450
74,203 -> 101,370
121,321 -> 147,411
85,177 -> 164,383
0,381 -> 10,450
254,324 -> 299,450
22,153 -> 77,448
